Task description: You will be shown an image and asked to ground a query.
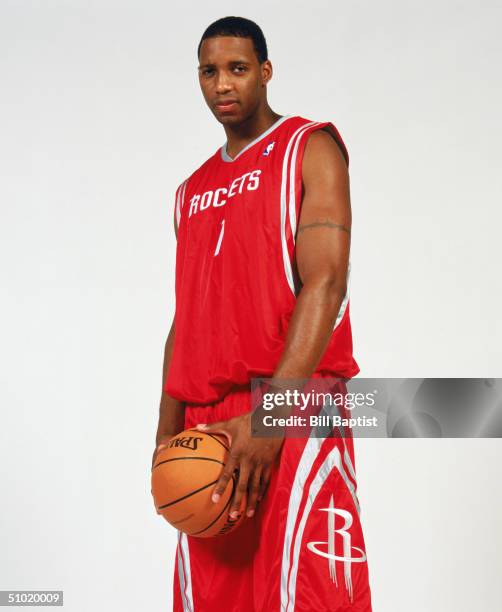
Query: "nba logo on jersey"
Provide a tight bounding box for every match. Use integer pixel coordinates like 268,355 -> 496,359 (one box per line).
262,141 -> 275,156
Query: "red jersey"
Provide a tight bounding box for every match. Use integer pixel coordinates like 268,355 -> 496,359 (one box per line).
165,115 -> 359,405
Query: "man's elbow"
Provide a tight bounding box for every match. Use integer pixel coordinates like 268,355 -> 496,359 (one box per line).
302,273 -> 347,300
326,278 -> 348,306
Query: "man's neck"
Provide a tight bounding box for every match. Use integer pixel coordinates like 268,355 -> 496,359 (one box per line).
224,106 -> 282,159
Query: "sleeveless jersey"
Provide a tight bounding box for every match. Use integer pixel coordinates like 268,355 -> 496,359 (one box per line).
164,115 -> 359,405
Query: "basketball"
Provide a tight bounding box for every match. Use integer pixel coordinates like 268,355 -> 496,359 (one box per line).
151,428 -> 246,537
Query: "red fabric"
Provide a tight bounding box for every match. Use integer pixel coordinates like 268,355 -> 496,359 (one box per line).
172,377 -> 372,611
165,116 -> 359,406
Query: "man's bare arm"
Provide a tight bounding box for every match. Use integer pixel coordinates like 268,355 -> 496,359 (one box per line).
158,192 -> 183,432
272,128 -> 351,382
153,215 -> 184,465
155,318 -> 185,448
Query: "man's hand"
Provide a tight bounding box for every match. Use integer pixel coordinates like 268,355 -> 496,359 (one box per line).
195,413 -> 284,519
151,434 -> 175,471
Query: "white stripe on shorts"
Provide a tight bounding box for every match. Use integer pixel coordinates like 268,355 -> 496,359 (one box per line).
280,391 -> 361,612
281,444 -> 359,611
177,531 -> 194,612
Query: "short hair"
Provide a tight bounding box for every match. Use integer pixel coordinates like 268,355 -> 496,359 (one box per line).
197,16 -> 268,64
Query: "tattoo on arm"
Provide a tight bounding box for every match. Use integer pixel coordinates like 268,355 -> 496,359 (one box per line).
297,219 -> 351,236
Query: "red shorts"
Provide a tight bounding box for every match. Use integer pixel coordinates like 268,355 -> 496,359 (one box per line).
173,377 -> 372,611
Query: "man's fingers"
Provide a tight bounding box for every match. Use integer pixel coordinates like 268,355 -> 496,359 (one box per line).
151,436 -> 173,469
195,421 -> 223,432
151,445 -> 166,470
212,452 -> 239,503
155,443 -> 169,455
229,461 -> 250,519
258,465 -> 272,502
245,466 -> 262,517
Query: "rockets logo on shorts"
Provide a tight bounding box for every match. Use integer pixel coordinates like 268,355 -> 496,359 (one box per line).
307,495 -> 367,603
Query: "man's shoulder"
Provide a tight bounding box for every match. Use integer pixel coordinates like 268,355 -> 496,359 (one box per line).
301,119 -> 349,167
302,129 -> 350,180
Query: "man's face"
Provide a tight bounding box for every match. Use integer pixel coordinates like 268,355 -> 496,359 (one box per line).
198,36 -> 272,125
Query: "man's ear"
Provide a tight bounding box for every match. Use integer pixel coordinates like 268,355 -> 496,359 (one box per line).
261,60 -> 273,86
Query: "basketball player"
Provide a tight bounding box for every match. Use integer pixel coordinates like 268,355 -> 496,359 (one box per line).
153,16 -> 372,611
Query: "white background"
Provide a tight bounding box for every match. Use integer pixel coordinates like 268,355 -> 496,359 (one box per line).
1,1 -> 501,610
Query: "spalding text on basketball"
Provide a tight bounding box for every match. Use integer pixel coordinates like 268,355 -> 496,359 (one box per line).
168,436 -> 204,451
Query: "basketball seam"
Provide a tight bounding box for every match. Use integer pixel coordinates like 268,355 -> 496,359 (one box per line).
157,478 -> 219,510
192,430 -> 230,452
153,456 -> 225,469
189,475 -> 237,536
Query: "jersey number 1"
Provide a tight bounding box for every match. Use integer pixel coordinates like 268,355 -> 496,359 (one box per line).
214,220 -> 225,256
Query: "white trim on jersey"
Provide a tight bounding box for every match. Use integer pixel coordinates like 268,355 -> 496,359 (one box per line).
280,121 -> 320,296
177,531 -> 194,612
181,180 -> 188,209
287,123 -> 314,239
175,180 -> 188,229
333,262 -> 351,331
175,186 -> 181,229
221,114 -> 292,162
279,121 -> 352,331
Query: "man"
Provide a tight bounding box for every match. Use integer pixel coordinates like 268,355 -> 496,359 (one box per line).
153,16 -> 372,612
